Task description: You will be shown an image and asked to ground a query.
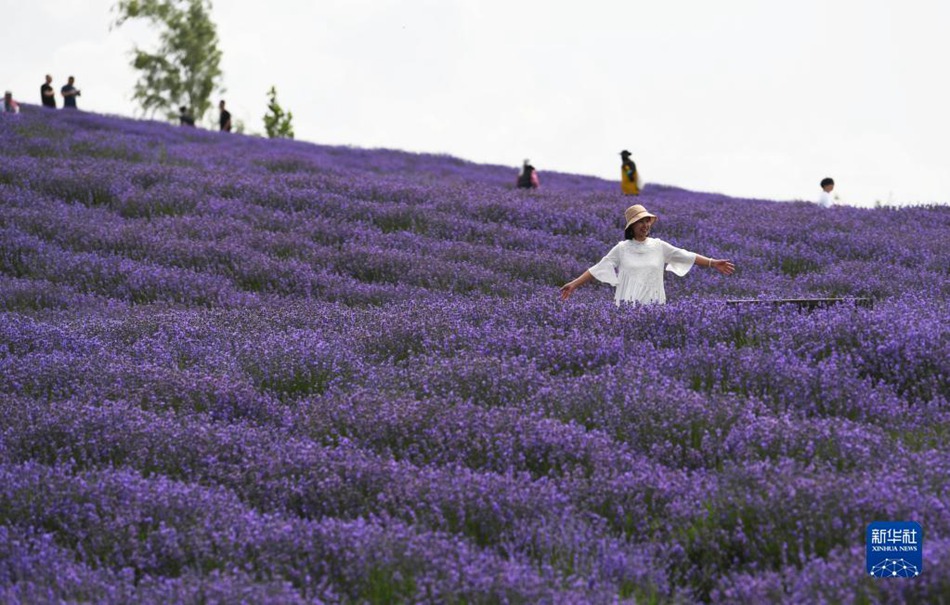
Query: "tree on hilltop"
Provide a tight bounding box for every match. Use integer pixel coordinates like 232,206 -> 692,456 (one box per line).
112,0 -> 224,123
263,86 -> 295,139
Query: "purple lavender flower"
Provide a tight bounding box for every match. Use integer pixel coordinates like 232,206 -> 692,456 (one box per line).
0,104 -> 947,603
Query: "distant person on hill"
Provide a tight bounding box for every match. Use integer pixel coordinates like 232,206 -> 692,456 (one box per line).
218,100 -> 232,132
560,203 -> 735,305
41,75 -> 56,108
3,91 -> 19,114
178,106 -> 196,127
817,177 -> 835,208
620,150 -> 641,195
61,76 -> 80,109
516,159 -> 540,189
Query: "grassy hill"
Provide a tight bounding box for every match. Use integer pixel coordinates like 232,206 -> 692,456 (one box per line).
1,107 -> 948,603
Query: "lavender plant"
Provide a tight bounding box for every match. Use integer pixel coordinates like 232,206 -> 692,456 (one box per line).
0,106 -> 947,603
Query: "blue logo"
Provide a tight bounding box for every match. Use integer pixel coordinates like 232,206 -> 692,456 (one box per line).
866,521 -> 923,577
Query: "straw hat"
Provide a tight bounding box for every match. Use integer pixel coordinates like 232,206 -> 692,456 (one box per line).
624,204 -> 656,229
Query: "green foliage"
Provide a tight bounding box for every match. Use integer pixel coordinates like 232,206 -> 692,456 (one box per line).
112,0 -> 224,122
263,86 -> 295,139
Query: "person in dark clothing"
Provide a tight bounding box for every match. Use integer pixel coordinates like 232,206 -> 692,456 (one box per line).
516,159 -> 540,189
61,76 -> 80,109
41,75 -> 56,108
218,100 -> 232,132
3,91 -> 20,114
179,106 -> 196,126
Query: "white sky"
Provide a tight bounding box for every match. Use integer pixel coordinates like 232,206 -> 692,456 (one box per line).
4,0 -> 949,206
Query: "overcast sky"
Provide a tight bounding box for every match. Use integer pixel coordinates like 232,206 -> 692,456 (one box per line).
4,0 -> 949,207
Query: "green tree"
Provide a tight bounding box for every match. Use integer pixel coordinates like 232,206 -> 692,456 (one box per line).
112,0 -> 224,122
263,86 -> 295,139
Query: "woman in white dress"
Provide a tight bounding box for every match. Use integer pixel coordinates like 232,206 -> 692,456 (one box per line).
560,204 -> 735,305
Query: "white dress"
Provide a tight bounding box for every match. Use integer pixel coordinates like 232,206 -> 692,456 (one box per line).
588,238 -> 696,305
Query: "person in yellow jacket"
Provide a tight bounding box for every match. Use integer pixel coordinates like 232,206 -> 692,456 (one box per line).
620,149 -> 641,195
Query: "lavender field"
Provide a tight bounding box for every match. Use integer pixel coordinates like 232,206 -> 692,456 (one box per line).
0,107 -> 948,604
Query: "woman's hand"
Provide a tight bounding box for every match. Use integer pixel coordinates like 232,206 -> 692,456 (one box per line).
560,270 -> 593,300
559,281 -> 577,300
710,259 -> 735,276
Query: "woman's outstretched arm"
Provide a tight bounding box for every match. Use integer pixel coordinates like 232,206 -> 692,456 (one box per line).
694,255 -> 736,276
560,270 -> 595,300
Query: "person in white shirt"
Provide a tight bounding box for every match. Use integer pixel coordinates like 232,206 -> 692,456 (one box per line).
817,177 -> 835,208
560,204 -> 735,305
